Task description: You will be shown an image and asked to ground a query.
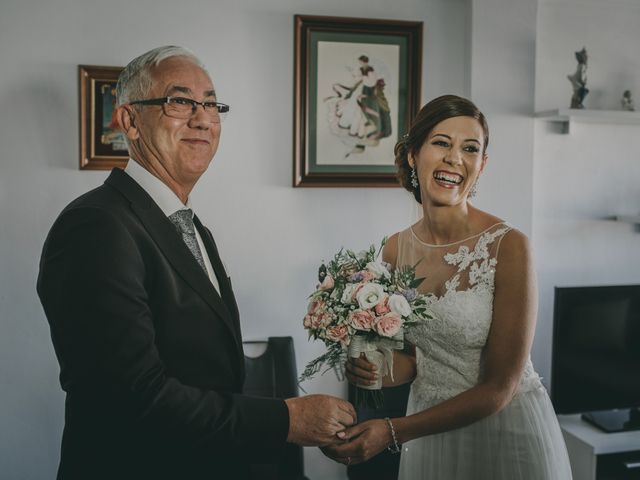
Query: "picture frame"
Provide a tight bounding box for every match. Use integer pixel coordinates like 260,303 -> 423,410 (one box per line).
293,15 -> 422,187
79,65 -> 128,170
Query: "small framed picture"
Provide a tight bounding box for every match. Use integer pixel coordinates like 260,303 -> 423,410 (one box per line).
293,15 -> 422,187
79,65 -> 128,170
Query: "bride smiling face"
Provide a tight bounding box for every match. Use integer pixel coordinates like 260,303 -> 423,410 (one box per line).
409,115 -> 487,207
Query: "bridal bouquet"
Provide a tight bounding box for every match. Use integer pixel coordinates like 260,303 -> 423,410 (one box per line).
299,239 -> 434,408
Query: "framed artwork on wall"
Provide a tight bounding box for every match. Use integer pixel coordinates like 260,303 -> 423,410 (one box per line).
293,15 -> 422,187
79,65 -> 128,170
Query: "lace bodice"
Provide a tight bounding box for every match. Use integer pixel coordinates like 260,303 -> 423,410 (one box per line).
398,223 -> 542,408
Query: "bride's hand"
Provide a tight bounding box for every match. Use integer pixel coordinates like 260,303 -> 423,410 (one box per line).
320,419 -> 393,465
345,353 -> 378,386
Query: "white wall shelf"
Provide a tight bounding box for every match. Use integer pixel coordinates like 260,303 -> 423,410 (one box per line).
535,109 -> 640,133
614,215 -> 640,224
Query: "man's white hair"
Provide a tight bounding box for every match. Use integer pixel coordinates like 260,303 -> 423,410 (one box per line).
116,46 -> 208,106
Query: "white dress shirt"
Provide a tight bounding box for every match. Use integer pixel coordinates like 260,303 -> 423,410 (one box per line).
124,159 -> 221,294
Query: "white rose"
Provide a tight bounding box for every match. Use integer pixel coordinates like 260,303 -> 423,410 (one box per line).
341,284 -> 357,304
356,283 -> 387,310
366,261 -> 391,279
388,294 -> 412,317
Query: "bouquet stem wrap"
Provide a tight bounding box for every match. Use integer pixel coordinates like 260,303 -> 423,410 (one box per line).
348,332 -> 404,408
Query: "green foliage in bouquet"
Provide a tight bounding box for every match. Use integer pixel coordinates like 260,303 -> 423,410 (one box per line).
299,239 -> 435,408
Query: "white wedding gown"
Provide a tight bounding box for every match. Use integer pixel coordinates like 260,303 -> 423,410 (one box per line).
396,223 -> 572,479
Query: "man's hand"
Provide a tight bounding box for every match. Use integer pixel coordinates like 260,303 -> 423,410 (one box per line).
285,394 -> 356,446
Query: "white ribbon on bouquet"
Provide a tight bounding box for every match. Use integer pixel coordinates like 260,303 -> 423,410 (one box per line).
347,332 -> 404,390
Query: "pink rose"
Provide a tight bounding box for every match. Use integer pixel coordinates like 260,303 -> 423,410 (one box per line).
375,312 -> 403,338
307,310 -> 332,330
311,315 -> 323,329
374,296 -> 390,315
316,311 -> 333,329
307,299 -> 326,315
303,314 -> 313,329
352,283 -> 366,301
318,274 -> 334,290
326,324 -> 350,346
304,299 -> 333,331
348,309 -> 375,331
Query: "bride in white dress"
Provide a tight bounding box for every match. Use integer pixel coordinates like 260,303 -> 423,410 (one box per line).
324,95 -> 572,479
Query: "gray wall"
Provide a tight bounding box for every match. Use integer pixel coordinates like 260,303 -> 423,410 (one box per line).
0,1 -> 470,478
532,0 -> 640,384
8,0 -> 634,478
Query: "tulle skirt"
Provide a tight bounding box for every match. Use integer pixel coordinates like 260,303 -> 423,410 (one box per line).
398,386 -> 573,479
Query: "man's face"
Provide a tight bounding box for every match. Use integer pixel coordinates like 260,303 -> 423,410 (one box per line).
129,56 -> 221,191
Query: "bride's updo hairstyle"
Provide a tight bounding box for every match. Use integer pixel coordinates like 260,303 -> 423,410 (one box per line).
395,95 -> 489,204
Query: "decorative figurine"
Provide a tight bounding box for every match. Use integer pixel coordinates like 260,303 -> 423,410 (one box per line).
567,47 -> 589,109
621,90 -> 635,111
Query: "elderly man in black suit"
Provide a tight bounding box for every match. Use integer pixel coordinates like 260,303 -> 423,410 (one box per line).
37,46 -> 355,480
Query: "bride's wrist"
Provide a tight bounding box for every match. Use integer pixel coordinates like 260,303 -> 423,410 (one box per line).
384,417 -> 402,454
391,416 -> 413,445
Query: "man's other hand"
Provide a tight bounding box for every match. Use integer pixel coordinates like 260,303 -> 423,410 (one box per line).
285,394 -> 356,446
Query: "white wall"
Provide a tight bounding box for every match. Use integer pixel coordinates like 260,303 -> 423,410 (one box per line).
533,0 -> 640,383
0,0 -> 472,478
9,0 -> 630,478
470,0 -> 538,236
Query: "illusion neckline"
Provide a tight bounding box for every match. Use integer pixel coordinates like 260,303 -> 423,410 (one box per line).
409,222 -> 507,247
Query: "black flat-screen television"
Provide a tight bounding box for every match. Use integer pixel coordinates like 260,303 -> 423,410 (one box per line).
551,284 -> 640,432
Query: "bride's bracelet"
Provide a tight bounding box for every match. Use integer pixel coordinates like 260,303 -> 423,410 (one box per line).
384,417 -> 401,454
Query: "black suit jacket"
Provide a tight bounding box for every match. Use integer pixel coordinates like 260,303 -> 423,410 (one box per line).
37,168 -> 289,479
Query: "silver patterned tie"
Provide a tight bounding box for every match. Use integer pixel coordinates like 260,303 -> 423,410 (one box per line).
168,209 -> 207,274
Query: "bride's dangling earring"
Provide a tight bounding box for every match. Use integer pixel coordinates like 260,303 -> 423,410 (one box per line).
468,178 -> 479,198
411,166 -> 419,189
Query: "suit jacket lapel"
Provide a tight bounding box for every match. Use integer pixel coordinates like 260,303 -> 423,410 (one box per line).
194,216 -> 245,368
193,217 -> 231,304
104,169 -> 238,340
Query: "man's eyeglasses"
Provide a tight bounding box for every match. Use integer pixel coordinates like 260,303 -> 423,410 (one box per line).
128,96 -> 230,123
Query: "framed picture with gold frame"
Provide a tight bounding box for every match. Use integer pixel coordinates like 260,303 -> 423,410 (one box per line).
293,15 -> 422,187
79,65 -> 128,170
